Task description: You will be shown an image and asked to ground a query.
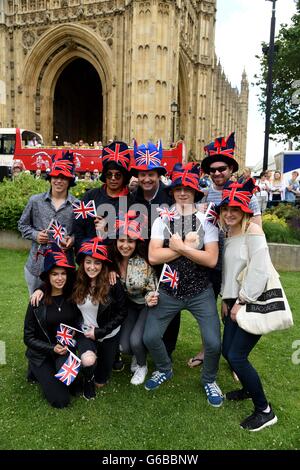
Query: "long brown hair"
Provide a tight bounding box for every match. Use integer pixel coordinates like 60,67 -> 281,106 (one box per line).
72,259 -> 110,305
43,268 -> 75,305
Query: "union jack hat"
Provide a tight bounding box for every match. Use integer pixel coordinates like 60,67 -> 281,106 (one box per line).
168,162 -> 203,202
201,132 -> 239,174
100,141 -> 131,182
115,210 -> 144,240
47,150 -> 76,186
39,243 -> 75,280
217,179 -> 258,214
76,237 -> 111,264
130,140 -> 167,176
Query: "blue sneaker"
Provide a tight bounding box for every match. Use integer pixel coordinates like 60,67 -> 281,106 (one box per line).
144,370 -> 173,391
204,382 -> 224,407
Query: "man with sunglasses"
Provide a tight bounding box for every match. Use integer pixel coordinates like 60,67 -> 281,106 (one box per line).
74,141 -> 133,252
187,132 -> 261,368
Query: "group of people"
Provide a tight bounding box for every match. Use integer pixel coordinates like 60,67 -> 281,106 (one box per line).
19,132 -> 279,431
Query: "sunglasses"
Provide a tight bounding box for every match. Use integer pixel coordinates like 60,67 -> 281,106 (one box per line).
209,165 -> 228,174
106,171 -> 122,180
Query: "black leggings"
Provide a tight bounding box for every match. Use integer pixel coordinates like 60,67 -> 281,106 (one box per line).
29,356 -> 71,409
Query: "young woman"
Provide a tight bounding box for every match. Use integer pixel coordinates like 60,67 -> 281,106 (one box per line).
219,180 -> 278,431
268,170 -> 285,207
73,238 -> 128,399
24,243 -> 80,408
110,214 -> 158,385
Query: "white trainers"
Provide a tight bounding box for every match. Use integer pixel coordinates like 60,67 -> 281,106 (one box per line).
130,365 -> 148,385
130,355 -> 138,373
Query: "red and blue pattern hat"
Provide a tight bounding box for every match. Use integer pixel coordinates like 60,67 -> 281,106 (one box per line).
201,132 -> 239,174
76,237 -> 111,264
100,141 -> 131,183
39,243 -> 75,280
130,140 -> 167,176
217,179 -> 258,214
47,150 -> 76,186
115,210 -> 144,240
167,162 -> 203,201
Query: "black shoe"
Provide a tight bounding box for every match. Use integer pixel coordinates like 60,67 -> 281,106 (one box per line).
83,376 -> 96,400
112,354 -> 124,372
27,366 -> 37,384
225,388 -> 251,401
240,404 -> 278,432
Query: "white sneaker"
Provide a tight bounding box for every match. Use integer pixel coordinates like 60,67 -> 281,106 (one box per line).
130,355 -> 138,373
130,365 -> 148,385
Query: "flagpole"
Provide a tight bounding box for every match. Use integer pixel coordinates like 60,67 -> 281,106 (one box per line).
155,263 -> 167,293
197,202 -> 213,233
66,347 -> 81,363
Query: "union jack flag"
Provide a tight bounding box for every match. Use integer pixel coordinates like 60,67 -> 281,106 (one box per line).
160,264 -> 179,290
205,203 -> 219,227
56,324 -> 76,347
115,211 -> 142,239
156,207 -> 180,222
55,353 -> 81,387
78,238 -> 110,261
72,200 -> 97,219
172,170 -> 199,188
222,183 -> 252,207
205,132 -> 235,159
48,220 -> 66,245
102,142 -> 130,169
134,140 -> 162,167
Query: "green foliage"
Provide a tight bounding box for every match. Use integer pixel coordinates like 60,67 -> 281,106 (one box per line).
0,174 -> 102,232
0,173 -> 48,231
1,248 -> 299,450
255,7 -> 300,144
263,204 -> 300,244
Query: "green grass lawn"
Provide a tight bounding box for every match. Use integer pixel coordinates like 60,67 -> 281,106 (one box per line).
0,248 -> 299,450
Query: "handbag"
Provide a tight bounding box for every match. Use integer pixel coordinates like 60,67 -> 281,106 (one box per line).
236,262 -> 294,335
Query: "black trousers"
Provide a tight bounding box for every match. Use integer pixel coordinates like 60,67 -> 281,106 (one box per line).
29,356 -> 72,409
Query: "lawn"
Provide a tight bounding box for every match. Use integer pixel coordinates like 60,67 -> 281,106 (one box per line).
0,248 -> 299,450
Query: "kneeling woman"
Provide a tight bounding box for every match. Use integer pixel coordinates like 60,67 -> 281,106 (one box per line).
24,244 -> 81,409
219,180 -> 278,431
74,238 -> 127,400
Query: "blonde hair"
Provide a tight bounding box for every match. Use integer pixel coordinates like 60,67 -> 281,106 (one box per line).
219,206 -> 251,234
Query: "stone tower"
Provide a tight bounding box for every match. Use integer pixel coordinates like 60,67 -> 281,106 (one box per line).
0,0 -> 248,165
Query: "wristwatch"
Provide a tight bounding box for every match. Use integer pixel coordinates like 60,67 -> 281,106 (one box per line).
236,298 -> 246,305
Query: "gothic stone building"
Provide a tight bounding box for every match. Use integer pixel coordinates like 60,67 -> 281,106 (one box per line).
0,0 -> 248,166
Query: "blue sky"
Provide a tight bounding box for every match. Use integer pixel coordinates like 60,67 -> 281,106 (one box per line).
215,0 -> 297,166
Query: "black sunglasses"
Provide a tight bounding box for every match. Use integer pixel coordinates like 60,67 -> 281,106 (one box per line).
106,171 -> 123,180
209,165 -> 228,174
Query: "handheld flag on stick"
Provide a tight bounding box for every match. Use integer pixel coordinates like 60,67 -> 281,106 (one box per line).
56,324 -> 77,347
156,263 -> 179,292
156,207 -> 180,236
60,322 -> 85,334
197,203 -> 219,233
54,350 -> 81,386
48,219 -> 67,246
72,200 -> 97,219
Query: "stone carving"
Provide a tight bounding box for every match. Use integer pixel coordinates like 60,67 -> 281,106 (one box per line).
22,30 -> 36,48
99,20 -> 113,39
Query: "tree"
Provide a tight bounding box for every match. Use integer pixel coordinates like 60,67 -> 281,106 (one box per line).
255,2 -> 300,145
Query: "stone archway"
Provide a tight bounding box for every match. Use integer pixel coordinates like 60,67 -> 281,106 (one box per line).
53,58 -> 103,145
21,24 -> 114,145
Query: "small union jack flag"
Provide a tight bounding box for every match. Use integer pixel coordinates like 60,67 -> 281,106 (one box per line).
56,324 -> 76,347
48,220 -> 66,245
72,200 -> 97,219
156,207 -> 180,222
55,352 -> 81,387
160,264 -> 179,290
205,203 -> 219,227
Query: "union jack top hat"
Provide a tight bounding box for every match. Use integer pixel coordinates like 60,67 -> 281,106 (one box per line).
130,140 -> 167,176
39,243 -> 75,280
47,150 -> 76,186
76,237 -> 111,264
168,162 -> 203,202
100,141 -> 131,183
217,179 -> 258,215
201,132 -> 239,174
115,210 -> 144,240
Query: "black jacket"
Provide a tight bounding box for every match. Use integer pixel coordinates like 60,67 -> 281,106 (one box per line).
92,280 -> 128,340
23,300 -> 82,367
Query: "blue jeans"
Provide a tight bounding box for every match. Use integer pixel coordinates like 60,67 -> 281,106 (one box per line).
143,287 -> 221,384
222,301 -> 268,411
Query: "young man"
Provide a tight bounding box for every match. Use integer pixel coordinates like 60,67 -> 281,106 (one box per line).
143,163 -> 223,407
130,140 -> 180,359
188,132 -> 262,368
18,151 -> 77,295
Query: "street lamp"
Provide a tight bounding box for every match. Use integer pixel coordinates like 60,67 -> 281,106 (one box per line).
170,101 -> 178,145
263,0 -> 278,171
